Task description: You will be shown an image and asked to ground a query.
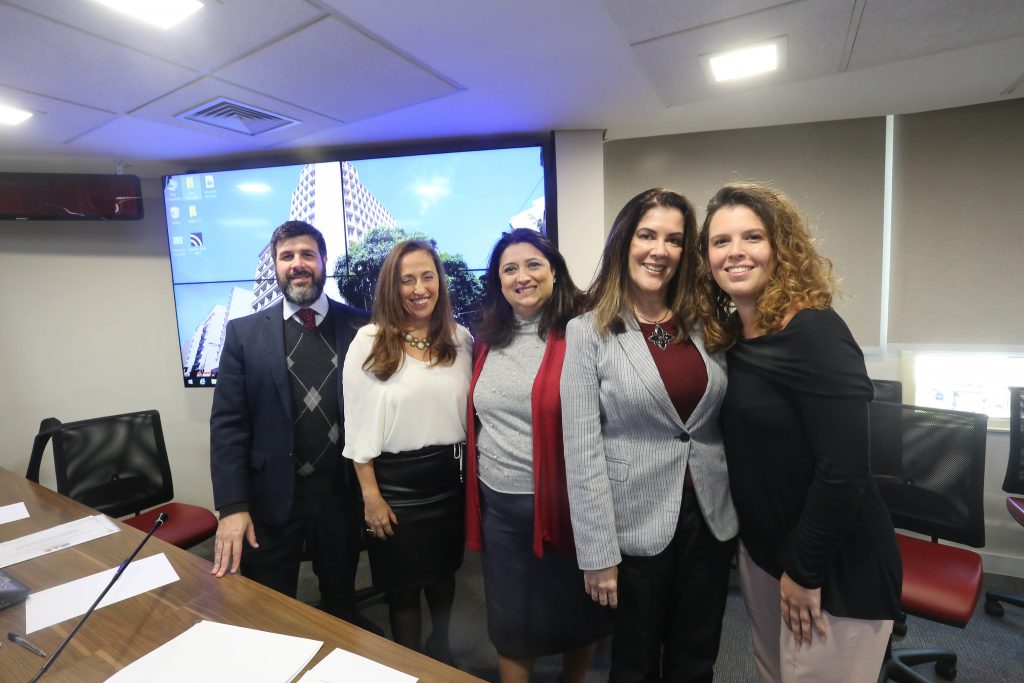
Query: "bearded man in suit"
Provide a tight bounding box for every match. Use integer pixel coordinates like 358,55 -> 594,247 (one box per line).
209,220 -> 366,621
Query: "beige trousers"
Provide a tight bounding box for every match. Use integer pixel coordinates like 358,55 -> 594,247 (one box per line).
738,542 -> 893,683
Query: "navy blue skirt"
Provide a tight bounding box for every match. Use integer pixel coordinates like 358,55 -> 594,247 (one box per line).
480,483 -> 610,658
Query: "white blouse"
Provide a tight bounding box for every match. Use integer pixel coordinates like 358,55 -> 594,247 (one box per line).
342,323 -> 473,463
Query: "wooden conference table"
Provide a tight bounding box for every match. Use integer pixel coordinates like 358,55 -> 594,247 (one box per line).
0,467 -> 483,682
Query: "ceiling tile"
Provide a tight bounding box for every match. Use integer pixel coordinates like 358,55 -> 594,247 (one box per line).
5,0 -> 325,71
129,77 -> 343,149
0,4 -> 197,113
0,85 -> 115,156
602,0 -> 792,44
214,15 -> 461,123
65,115 -> 251,161
849,0 -> 1024,70
631,0 -> 853,107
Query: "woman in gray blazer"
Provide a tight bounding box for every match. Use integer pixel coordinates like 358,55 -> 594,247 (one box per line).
561,188 -> 738,683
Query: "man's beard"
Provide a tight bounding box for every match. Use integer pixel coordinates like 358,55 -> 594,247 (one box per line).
278,268 -> 325,306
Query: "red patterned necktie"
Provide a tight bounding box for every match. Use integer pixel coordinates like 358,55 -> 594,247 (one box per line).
297,308 -> 317,330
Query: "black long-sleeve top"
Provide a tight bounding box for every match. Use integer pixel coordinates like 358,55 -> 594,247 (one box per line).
722,308 -> 901,620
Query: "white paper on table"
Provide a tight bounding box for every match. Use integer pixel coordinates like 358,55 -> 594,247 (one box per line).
0,514 -> 119,568
105,620 -> 323,683
297,648 -> 418,683
0,502 -> 29,525
25,552 -> 179,633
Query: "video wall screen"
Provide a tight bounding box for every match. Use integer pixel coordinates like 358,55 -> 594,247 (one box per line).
165,144 -> 548,387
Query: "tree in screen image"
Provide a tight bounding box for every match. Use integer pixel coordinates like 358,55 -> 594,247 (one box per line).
333,226 -> 483,329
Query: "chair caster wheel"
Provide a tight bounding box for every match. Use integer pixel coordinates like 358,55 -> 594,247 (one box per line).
984,599 -> 1005,617
935,661 -> 957,680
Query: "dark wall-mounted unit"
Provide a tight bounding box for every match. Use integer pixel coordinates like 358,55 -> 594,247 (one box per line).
0,173 -> 143,220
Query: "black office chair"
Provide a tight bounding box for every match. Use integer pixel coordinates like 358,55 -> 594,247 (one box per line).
872,378 -> 904,404
26,409 -> 218,549
984,386 -> 1024,616
871,403 -> 988,683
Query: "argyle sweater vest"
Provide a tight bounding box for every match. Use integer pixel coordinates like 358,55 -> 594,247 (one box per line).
284,311 -> 340,495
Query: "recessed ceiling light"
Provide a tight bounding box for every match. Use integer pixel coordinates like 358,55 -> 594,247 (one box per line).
704,36 -> 787,83
0,103 -> 33,126
92,0 -> 204,30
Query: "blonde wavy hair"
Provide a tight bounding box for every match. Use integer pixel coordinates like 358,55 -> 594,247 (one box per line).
695,183 -> 835,353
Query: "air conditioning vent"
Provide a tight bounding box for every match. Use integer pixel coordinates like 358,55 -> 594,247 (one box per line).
176,98 -> 300,136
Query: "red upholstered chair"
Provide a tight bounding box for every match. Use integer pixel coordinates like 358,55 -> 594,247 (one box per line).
869,402 -> 988,683
984,386 -> 1024,616
26,410 -> 217,549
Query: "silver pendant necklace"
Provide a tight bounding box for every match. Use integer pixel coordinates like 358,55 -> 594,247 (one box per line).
635,310 -> 672,350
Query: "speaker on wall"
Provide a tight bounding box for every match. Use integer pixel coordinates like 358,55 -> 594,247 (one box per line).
0,173 -> 143,220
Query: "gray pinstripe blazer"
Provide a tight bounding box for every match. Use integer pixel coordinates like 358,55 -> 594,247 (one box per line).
561,311 -> 738,571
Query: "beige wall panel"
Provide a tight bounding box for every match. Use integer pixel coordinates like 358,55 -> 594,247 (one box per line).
603,118 -> 887,346
890,98 -> 1024,346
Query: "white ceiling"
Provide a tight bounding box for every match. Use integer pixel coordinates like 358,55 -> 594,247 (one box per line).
0,0 -> 1021,166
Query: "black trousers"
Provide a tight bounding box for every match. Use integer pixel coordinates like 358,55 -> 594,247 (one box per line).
241,485 -> 360,621
610,489 -> 737,683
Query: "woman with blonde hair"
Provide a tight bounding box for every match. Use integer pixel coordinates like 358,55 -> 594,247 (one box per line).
562,188 -> 738,682
696,183 -> 901,682
343,239 -> 472,663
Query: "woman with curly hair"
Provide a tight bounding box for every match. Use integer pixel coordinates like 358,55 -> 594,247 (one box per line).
696,183 -> 901,682
343,239 -> 472,662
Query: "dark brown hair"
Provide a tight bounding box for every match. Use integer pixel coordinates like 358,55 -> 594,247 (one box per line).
586,188 -> 699,340
477,228 -> 584,347
270,220 -> 327,261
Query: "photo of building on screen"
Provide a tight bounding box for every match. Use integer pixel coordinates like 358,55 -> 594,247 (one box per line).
181,162 -> 393,383
177,147 -> 545,387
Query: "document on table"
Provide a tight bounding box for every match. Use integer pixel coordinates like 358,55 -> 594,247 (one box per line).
297,647 -> 418,683
26,552 -> 179,633
0,514 -> 119,568
0,502 -> 29,525
105,620 -> 323,683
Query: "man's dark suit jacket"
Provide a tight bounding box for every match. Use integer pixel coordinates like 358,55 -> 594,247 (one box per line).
210,298 -> 367,527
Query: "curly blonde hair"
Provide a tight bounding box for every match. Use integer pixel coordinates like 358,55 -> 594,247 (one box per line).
695,183 -> 835,352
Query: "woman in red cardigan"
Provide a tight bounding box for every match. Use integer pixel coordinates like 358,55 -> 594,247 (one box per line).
466,228 -> 609,683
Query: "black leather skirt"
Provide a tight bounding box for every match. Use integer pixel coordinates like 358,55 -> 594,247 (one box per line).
367,443 -> 465,591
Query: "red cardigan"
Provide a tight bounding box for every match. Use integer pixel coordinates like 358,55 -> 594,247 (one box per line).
464,334 -> 576,558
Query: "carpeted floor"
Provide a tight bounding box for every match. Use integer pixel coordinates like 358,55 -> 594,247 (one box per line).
191,539 -> 1024,682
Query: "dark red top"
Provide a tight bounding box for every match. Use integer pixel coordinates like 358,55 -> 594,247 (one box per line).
639,321 -> 707,488
638,321 -> 708,422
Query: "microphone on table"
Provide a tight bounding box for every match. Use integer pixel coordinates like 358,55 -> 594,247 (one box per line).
28,512 -> 168,683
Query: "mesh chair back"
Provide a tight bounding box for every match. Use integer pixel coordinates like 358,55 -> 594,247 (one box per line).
47,410 -> 174,518
871,379 -> 903,404
867,387 -> 904,482
868,403 -> 987,548
1004,387 -> 1024,495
